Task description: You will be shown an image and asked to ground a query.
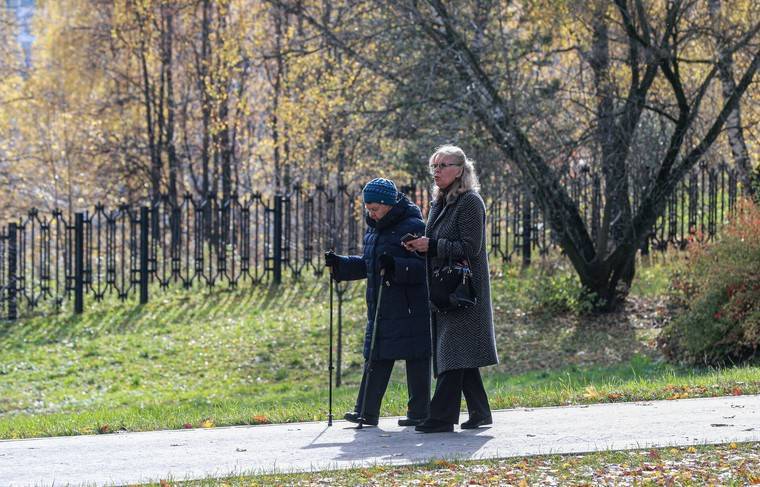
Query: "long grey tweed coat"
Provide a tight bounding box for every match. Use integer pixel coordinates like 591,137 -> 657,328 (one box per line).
425,190 -> 499,377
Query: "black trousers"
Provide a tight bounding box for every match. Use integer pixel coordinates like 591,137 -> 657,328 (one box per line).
354,357 -> 431,420
428,367 -> 491,424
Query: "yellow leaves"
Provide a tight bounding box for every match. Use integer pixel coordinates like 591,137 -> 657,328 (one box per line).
688,447 -> 697,453
583,384 -> 600,400
581,385 -> 624,402
663,384 -> 708,400
667,392 -> 690,400
432,459 -> 457,469
199,418 -> 214,428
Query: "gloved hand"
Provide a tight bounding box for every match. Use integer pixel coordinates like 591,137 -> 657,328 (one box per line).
378,254 -> 395,283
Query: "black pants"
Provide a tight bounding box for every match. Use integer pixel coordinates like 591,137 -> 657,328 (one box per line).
428,367 -> 491,424
354,357 -> 430,420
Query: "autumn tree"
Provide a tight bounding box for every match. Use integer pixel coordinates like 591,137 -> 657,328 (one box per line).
272,0 -> 759,310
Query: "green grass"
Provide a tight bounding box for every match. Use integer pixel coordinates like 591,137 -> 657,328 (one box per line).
160,442 -> 760,486
1,255 -> 758,439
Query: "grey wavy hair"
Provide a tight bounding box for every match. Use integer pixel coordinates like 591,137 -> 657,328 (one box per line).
429,144 -> 481,204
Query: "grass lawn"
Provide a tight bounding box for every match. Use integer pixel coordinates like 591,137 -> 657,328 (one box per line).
166,442 -> 760,486
0,252 -> 758,439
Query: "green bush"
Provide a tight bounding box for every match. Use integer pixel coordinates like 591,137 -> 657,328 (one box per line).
659,200 -> 760,365
753,168 -> 760,206
525,262 -> 598,315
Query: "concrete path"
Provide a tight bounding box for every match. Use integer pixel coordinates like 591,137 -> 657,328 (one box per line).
1,395 -> 759,486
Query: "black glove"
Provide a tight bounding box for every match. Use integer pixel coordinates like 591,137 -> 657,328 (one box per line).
378,254 -> 395,282
324,250 -> 339,268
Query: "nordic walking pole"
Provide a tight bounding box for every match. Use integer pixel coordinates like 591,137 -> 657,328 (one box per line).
328,265 -> 334,426
358,267 -> 385,429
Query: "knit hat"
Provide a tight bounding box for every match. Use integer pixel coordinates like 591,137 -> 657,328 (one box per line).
362,178 -> 398,205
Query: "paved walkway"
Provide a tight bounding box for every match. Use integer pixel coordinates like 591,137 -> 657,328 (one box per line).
1,395 -> 759,486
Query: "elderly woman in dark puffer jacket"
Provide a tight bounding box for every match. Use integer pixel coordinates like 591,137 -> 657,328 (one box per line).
324,178 -> 431,427
404,145 -> 499,433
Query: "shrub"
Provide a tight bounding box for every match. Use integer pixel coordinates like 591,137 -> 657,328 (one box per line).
659,200 -> 760,365
525,260 -> 598,315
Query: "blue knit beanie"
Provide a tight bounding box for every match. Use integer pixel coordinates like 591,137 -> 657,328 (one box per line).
363,178 -> 398,205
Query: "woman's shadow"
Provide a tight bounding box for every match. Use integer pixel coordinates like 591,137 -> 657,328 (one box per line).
301,422 -> 495,465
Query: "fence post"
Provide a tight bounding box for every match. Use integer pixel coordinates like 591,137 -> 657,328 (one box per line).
273,193 -> 283,285
74,213 -> 84,314
7,223 -> 17,321
140,206 -> 149,304
522,190 -> 532,267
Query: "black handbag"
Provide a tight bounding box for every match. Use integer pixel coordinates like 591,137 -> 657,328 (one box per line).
429,255 -> 477,313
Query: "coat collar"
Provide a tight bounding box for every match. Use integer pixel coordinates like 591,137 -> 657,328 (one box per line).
429,191 -> 466,230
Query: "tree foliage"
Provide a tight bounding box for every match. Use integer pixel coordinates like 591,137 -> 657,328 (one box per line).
0,0 -> 757,310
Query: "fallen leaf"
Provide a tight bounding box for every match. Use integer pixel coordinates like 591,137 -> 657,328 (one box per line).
583,385 -> 601,400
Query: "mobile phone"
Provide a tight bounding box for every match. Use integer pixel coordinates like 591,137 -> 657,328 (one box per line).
401,233 -> 419,243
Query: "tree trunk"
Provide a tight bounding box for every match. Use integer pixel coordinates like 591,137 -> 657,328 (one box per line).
163,6 -> 178,207
138,27 -> 161,205
270,7 -> 285,190
199,0 -> 211,198
709,0 -> 754,199
215,8 -> 232,203
588,2 -> 636,299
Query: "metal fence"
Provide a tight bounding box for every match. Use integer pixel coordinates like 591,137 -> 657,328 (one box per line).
0,163 -> 740,321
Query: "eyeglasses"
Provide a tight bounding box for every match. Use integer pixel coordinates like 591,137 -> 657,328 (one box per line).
429,162 -> 461,172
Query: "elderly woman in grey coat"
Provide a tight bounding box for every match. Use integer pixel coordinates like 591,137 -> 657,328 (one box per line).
404,144 -> 498,433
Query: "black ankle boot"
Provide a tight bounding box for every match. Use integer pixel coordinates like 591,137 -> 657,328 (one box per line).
343,411 -> 378,426
397,416 -> 424,427
460,414 -> 493,429
414,419 -> 454,433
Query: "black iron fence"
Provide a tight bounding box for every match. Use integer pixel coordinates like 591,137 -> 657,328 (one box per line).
0,163 -> 741,321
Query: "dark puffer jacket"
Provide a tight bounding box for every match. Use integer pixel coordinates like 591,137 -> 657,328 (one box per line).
333,194 -> 431,361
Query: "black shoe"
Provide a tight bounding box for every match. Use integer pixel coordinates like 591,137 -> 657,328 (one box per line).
461,414 -> 493,429
343,411 -> 378,426
397,416 -> 424,427
414,419 -> 454,433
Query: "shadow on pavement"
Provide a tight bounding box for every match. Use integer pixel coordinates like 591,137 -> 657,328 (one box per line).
301,424 -> 495,464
